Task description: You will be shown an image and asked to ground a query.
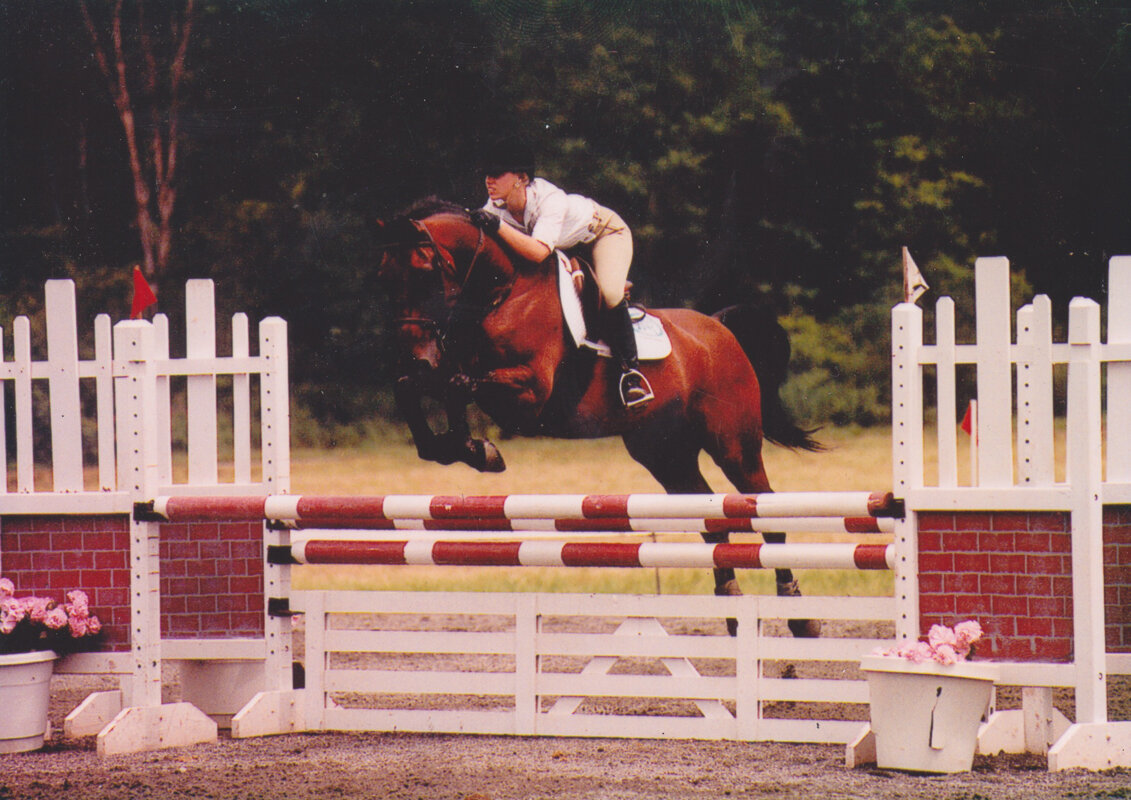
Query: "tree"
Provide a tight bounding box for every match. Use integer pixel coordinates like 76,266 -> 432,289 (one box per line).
79,0 -> 195,291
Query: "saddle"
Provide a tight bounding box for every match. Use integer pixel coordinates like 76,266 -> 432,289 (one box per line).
555,252 -> 672,361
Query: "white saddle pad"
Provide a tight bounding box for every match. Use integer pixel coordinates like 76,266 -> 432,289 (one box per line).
557,252 -> 672,361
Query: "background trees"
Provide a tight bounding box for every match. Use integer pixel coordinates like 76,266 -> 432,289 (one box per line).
2,0 -> 1128,434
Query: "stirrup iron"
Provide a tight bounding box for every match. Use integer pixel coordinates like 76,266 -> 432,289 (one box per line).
619,368 -> 654,409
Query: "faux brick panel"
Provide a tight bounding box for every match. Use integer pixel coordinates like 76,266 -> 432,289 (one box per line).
942,573 -> 978,594
1031,513 -> 1070,532
944,531 -> 981,551
917,512 -> 955,531
1017,617 -> 1054,637
955,595 -> 991,616
1104,506 -> 1131,654
953,553 -> 991,572
989,553 -> 1028,573
978,532 -> 1017,552
189,523 -> 222,542
990,595 -> 1029,616
1015,532 -> 1053,552
980,574 -> 1017,595
160,520 -> 264,640
919,511 -> 1075,663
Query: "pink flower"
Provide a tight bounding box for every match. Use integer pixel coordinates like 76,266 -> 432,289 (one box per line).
43,607 -> 68,630
932,643 -> 960,665
66,590 -> 90,619
954,620 -> 984,648
893,641 -> 934,663
876,619 -> 985,665
1,578 -> 105,654
1,597 -> 25,625
928,624 -> 957,650
24,596 -> 54,623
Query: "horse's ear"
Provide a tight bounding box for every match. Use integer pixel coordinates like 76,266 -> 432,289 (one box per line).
375,215 -> 426,248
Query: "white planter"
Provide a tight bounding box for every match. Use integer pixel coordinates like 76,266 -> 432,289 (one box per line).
860,655 -> 999,773
0,650 -> 57,754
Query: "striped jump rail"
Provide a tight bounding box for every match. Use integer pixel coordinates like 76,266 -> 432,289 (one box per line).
269,539 -> 895,570
137,491 -> 902,525
286,515 -> 895,534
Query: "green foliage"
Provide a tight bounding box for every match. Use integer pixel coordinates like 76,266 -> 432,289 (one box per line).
3,0 -> 1129,430
780,305 -> 889,427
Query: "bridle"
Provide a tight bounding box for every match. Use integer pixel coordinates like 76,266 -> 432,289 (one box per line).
389,215 -> 493,361
413,216 -> 487,296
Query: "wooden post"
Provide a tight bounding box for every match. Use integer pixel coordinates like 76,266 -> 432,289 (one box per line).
45,281 -> 84,491
973,257 -> 1013,487
101,318 -> 217,756
185,280 -> 218,486
890,302 -> 922,643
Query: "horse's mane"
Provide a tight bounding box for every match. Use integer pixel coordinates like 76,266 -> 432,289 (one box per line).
377,196 -> 469,248
398,196 -> 468,221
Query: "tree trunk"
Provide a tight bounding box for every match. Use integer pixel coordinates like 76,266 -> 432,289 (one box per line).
79,0 -> 195,293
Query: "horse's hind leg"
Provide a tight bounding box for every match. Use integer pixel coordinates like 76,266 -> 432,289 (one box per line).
714,439 -> 821,638
621,431 -> 743,635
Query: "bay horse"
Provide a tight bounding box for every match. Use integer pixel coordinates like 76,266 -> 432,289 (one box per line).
376,198 -> 822,636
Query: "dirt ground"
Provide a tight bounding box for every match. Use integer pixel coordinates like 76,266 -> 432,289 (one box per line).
4,719 -> 1131,800
3,660 -> 1130,800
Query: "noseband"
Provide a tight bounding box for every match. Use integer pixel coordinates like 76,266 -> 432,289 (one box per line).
391,216 -> 492,358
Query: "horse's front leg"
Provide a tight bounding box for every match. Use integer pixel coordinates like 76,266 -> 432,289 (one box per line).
394,373 -> 460,465
443,373 -> 505,473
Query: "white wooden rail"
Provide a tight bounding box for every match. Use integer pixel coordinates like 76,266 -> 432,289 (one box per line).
290,589 -> 895,743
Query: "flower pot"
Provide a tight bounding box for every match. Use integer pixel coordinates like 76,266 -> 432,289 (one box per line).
860,654 -> 999,773
0,650 -> 57,754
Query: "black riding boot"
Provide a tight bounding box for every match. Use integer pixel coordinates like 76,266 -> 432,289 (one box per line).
606,300 -> 654,408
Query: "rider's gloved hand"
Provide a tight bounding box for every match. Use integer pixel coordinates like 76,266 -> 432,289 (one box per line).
469,209 -> 501,234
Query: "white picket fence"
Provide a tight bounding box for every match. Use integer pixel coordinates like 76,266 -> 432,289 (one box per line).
0,279 -> 290,509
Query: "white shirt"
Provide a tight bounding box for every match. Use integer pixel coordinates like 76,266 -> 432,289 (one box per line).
482,178 -> 598,251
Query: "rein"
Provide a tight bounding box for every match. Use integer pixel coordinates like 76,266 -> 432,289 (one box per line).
414,216 -> 514,319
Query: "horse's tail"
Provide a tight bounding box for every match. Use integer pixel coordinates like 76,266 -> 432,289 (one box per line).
713,304 -> 823,452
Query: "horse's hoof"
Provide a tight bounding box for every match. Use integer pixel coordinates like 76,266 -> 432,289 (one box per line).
715,579 -> 742,597
466,438 -> 506,473
715,579 -> 741,637
777,578 -> 821,638
787,618 -> 821,638
481,441 -> 506,473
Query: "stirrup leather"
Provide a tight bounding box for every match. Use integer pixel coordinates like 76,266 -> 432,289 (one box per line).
619,368 -> 654,408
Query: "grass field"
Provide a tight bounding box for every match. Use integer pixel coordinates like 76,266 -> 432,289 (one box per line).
288,426 -> 900,597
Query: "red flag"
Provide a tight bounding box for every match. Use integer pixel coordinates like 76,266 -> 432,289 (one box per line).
960,400 -> 977,443
130,266 -> 157,319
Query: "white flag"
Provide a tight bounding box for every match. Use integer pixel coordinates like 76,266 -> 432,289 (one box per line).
902,247 -> 929,304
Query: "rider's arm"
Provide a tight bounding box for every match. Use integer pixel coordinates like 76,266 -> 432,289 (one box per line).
495,223 -> 552,263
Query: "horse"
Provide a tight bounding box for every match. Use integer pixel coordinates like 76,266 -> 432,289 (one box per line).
375,198 -> 823,636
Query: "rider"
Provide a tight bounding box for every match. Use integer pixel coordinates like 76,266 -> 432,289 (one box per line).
469,141 -> 655,409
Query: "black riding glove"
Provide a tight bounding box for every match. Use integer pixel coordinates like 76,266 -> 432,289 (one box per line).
469,209 -> 501,234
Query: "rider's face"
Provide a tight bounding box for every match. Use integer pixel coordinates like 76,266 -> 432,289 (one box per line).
484,171 -> 526,204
